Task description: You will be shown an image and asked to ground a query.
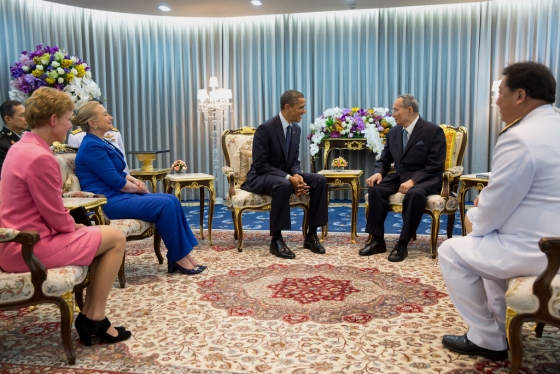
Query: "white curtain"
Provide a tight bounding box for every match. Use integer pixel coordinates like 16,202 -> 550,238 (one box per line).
2,0 -> 559,199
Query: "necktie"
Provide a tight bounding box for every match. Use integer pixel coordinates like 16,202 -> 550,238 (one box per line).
285,125 -> 292,156
402,128 -> 408,149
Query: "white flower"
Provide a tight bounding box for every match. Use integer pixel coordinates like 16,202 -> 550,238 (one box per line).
36,65 -> 44,71
310,143 -> 320,156
82,63 -> 88,68
22,66 -> 29,72
58,77 -> 64,84
57,67 -> 65,75
70,68 -> 78,75
8,88 -> 28,102
51,61 -> 60,68
85,71 -> 92,79
70,56 -> 77,63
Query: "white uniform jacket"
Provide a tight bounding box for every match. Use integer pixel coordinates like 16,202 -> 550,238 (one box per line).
449,104 -> 560,279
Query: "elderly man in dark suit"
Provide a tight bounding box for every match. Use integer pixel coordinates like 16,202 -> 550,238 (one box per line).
241,90 -> 328,259
361,94 -> 446,262
0,100 -> 28,178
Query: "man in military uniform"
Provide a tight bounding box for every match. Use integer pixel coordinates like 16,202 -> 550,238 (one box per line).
0,100 -> 28,178
438,62 -> 560,360
68,126 -> 130,174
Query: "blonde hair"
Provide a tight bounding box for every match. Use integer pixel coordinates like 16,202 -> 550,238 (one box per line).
71,101 -> 101,132
24,87 -> 74,129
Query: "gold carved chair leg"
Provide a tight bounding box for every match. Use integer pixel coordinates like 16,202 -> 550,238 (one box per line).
235,209 -> 245,252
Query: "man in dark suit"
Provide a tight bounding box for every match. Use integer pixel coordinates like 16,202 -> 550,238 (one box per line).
0,100 -> 27,178
361,94 -> 446,262
241,90 -> 328,259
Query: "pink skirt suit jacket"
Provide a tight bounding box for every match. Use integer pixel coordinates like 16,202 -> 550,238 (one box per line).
0,132 -> 101,273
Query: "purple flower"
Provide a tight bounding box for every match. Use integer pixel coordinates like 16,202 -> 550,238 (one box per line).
330,131 -> 341,138
307,133 -> 313,140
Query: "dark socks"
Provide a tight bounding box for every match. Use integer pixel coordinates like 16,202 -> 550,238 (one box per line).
272,230 -> 282,240
308,226 -> 318,236
373,235 -> 384,243
398,239 -> 408,248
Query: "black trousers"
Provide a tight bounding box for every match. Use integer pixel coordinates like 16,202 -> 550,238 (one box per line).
262,172 -> 327,231
365,177 -> 439,242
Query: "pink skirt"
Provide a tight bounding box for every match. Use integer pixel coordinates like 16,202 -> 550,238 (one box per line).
0,226 -> 101,273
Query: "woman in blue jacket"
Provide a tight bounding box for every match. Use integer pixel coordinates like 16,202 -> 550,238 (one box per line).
73,101 -> 204,275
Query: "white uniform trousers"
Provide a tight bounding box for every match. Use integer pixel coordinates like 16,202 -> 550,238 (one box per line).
438,237 -> 508,351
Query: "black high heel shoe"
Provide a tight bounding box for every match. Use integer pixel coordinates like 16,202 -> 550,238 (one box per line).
168,262 -> 205,274
89,317 -> 131,344
75,314 -> 131,346
75,313 -> 126,335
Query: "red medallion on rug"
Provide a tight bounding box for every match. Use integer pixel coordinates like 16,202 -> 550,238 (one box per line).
197,263 -> 446,324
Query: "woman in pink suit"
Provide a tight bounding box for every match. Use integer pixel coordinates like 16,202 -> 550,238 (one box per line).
0,87 -> 131,346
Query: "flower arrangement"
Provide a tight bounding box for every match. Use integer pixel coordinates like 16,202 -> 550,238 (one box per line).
308,107 -> 396,159
9,44 -> 101,104
171,160 -> 187,173
331,157 -> 348,168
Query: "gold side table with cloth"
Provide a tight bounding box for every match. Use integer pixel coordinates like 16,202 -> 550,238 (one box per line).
62,197 -> 107,225
126,149 -> 171,192
458,173 -> 489,236
165,173 -> 215,245
318,169 -> 363,244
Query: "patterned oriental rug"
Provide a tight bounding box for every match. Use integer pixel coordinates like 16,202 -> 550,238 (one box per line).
1,231 -> 559,374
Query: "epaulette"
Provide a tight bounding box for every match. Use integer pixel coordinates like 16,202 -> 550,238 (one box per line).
111,127 -> 119,132
499,117 -> 523,136
71,128 -> 83,135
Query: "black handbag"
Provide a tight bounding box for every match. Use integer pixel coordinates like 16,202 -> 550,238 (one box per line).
69,206 -> 93,226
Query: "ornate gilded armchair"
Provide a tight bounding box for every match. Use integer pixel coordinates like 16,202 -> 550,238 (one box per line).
52,143 -> 162,287
365,125 -> 468,258
221,127 -> 310,251
505,237 -> 560,374
0,229 -> 88,365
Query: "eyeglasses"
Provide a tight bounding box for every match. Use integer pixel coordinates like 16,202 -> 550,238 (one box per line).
392,108 -> 401,114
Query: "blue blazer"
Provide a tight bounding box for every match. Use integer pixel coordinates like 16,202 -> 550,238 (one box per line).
75,133 -> 130,202
374,116 -> 446,191
242,115 -> 303,194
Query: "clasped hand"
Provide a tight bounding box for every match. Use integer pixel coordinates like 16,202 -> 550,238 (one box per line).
134,180 -> 149,194
289,174 -> 309,196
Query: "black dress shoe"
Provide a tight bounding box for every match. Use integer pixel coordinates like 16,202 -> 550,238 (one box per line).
303,233 -> 326,254
359,240 -> 386,256
388,243 -> 408,262
270,237 -> 296,259
442,334 -> 508,360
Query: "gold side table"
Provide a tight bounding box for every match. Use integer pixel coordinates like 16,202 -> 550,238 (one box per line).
129,168 -> 171,193
458,173 -> 489,236
318,169 -> 363,244
63,197 -> 107,225
165,173 -> 215,245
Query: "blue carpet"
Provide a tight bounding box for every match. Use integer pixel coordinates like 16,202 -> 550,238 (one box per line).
182,199 -> 466,236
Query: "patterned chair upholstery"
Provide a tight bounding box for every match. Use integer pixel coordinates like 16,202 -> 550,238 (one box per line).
365,125 -> 468,258
51,143 -> 162,287
0,228 -> 88,365
505,237 -> 560,374
221,127 -> 310,251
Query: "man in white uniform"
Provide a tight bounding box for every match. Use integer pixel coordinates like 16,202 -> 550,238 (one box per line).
438,61 -> 560,360
68,126 -> 130,174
